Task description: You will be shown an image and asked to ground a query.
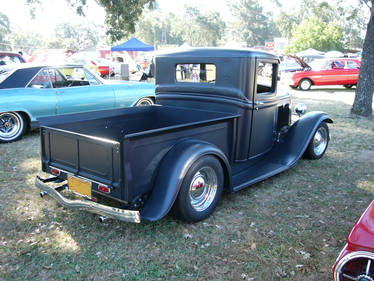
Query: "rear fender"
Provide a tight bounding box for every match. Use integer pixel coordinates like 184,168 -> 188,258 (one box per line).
273,111 -> 333,167
141,139 -> 231,221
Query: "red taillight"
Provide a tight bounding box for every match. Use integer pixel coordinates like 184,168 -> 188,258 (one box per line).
51,168 -> 60,176
98,185 -> 110,194
92,197 -> 97,202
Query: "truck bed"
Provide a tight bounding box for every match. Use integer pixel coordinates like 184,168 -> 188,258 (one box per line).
39,106 -> 238,202
41,105 -> 234,141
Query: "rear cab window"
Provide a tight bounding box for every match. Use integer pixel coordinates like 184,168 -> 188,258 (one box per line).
176,63 -> 216,83
257,61 -> 276,94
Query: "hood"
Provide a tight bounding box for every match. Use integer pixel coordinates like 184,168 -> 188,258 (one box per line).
289,55 -> 311,70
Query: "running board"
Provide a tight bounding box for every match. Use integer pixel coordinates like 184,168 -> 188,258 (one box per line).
232,162 -> 288,192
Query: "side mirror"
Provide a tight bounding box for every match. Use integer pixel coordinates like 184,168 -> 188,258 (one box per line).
295,103 -> 307,117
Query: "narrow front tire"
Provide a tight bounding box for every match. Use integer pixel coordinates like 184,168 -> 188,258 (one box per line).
304,121 -> 329,159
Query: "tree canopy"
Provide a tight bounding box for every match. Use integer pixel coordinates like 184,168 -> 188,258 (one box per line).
276,0 -> 367,50
285,17 -> 344,53
229,0 -> 279,46
26,0 -> 155,42
134,6 -> 226,47
0,12 -> 10,49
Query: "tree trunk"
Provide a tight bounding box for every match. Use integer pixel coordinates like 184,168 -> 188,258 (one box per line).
351,0 -> 374,117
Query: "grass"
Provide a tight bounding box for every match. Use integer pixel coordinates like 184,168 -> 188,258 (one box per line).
0,85 -> 373,281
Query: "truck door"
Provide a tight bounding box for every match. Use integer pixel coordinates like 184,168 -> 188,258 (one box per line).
249,60 -> 278,157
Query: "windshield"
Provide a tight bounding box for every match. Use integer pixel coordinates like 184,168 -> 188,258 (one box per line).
309,59 -> 328,71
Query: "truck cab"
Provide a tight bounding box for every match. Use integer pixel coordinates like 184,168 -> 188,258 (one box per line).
156,48 -> 291,161
35,48 -> 332,223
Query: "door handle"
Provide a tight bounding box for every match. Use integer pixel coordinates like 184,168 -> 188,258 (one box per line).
254,101 -> 264,105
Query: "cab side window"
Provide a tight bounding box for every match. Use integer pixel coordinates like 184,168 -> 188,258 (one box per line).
28,69 -> 52,89
257,62 -> 275,94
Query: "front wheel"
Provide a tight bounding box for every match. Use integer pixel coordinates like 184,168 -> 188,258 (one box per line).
172,156 -> 224,222
135,97 -> 154,106
299,79 -> 312,91
304,121 -> 329,159
0,112 -> 27,143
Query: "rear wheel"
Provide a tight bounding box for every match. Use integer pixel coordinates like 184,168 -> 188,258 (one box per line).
0,112 -> 27,143
304,121 -> 329,159
299,78 -> 312,91
343,84 -> 354,89
173,156 -> 224,222
135,97 -> 154,106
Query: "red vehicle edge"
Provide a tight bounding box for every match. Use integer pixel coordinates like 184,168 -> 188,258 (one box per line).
333,200 -> 374,280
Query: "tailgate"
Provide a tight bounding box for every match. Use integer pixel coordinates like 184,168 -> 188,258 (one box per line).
40,127 -> 121,189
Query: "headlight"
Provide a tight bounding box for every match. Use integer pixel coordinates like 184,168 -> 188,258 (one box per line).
295,103 -> 307,116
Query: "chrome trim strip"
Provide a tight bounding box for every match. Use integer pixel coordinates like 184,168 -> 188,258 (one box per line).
35,176 -> 141,223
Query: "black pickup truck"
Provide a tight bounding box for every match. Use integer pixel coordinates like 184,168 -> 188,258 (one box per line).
35,48 -> 332,223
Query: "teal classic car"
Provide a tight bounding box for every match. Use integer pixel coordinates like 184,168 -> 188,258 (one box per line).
0,65 -> 155,143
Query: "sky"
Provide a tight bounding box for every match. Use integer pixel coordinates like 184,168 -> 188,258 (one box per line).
2,0 -> 299,38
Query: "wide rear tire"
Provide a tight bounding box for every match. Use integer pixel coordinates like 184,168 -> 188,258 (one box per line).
172,156 -> 224,222
0,112 -> 27,143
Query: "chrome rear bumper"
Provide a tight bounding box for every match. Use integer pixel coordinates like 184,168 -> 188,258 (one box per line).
35,176 -> 141,223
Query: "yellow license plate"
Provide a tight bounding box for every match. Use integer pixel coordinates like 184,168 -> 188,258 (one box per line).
68,176 -> 92,198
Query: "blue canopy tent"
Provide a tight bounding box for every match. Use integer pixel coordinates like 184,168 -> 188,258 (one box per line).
111,37 -> 154,52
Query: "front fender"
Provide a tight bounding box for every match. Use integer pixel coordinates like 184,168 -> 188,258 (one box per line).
272,111 -> 333,167
141,139 -> 231,221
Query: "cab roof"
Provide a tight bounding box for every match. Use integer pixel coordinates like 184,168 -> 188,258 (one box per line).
156,48 -> 279,60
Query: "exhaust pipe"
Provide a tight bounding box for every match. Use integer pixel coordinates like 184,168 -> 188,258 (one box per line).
99,215 -> 108,223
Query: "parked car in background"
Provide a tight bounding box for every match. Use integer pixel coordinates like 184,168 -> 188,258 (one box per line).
279,56 -> 304,73
0,65 -> 155,143
333,200 -> 374,281
288,58 -> 361,90
0,51 -> 26,71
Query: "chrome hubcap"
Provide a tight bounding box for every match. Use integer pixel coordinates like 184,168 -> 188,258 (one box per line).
189,167 -> 217,212
313,126 -> 328,156
0,113 -> 21,140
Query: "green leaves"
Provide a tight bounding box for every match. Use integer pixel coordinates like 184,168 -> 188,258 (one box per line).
97,0 -> 155,42
134,6 -> 226,48
285,17 -> 344,53
229,0 -> 279,46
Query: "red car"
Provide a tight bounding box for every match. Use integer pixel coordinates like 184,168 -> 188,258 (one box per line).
289,58 -> 361,90
333,200 -> 374,281
0,51 -> 26,66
